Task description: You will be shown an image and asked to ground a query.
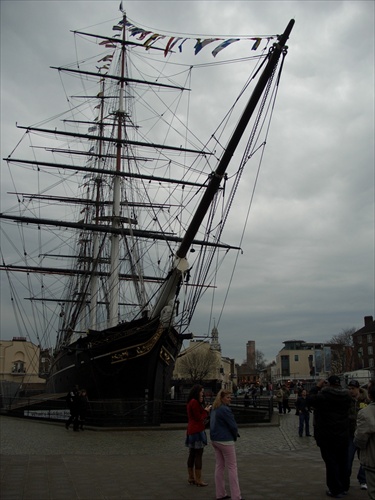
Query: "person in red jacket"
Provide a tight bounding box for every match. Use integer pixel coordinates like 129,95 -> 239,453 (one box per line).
185,384 -> 211,486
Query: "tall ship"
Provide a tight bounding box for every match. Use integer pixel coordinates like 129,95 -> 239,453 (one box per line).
0,10 -> 294,402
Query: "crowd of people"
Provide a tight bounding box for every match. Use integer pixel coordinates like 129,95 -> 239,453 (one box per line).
306,376 -> 375,499
62,378 -> 375,500
184,378 -> 375,500
281,376 -> 375,499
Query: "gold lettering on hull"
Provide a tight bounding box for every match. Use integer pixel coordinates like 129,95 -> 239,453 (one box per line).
111,323 -> 164,364
159,346 -> 173,365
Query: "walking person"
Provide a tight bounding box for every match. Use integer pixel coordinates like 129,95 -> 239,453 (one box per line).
78,388 -> 89,431
251,386 -> 258,408
65,384 -> 80,431
210,390 -> 244,500
295,389 -> 312,437
275,385 -> 284,415
308,376 -> 352,498
347,379 -> 369,491
185,384 -> 211,487
243,392 -> 250,408
268,382 -> 273,397
354,379 -> 375,500
282,384 -> 291,413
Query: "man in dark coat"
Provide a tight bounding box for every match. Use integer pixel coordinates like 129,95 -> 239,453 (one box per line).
308,375 -> 352,498
65,385 -> 80,431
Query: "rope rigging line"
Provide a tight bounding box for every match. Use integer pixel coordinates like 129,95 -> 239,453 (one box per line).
215,51 -> 287,329
1,15 -> 292,363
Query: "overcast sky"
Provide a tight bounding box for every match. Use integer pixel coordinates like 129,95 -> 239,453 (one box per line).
0,0 -> 374,365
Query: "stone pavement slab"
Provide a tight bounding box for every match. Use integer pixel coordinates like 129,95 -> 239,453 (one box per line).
0,413 -> 369,500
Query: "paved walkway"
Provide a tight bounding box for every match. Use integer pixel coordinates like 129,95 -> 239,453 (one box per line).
0,412 -> 369,500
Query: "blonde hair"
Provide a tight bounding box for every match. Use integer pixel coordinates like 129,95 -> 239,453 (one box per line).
212,390 -> 232,409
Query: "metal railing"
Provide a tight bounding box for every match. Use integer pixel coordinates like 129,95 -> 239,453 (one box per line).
230,396 -> 274,423
0,394 -> 275,427
1,395 -> 163,427
162,396 -> 274,424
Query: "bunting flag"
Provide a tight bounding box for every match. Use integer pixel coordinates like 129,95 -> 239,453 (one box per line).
125,22 -> 152,40
98,54 -> 113,62
178,38 -> 188,52
164,37 -> 176,57
166,37 -> 183,54
251,38 -> 261,50
212,38 -> 240,57
137,31 -> 152,41
104,18 -> 276,58
99,40 -> 116,48
129,27 -> 146,37
194,38 -> 221,55
143,33 -> 165,49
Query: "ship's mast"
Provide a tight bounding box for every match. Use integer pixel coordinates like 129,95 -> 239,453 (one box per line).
1,17 -> 294,331
86,67 -> 106,330
108,14 -> 127,327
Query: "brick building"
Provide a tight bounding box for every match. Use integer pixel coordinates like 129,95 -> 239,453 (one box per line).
352,316 -> 375,371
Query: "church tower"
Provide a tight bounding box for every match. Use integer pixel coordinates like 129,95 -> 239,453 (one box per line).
210,323 -> 221,352
246,340 -> 255,371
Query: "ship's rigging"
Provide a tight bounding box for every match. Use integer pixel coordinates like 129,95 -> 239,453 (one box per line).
0,12 -> 294,400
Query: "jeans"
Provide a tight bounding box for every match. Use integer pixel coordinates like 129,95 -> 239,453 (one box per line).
347,437 -> 366,485
212,441 -> 241,500
298,412 -> 310,436
283,400 -> 290,413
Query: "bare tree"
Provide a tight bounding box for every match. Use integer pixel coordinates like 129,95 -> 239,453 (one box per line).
327,328 -> 355,347
327,327 -> 356,373
179,348 -> 217,384
255,350 -> 267,371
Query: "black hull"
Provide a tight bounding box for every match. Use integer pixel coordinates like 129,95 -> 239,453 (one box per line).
45,318 -> 183,401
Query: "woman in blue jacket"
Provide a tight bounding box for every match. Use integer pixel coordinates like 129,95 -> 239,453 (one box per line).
210,390 -> 243,500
